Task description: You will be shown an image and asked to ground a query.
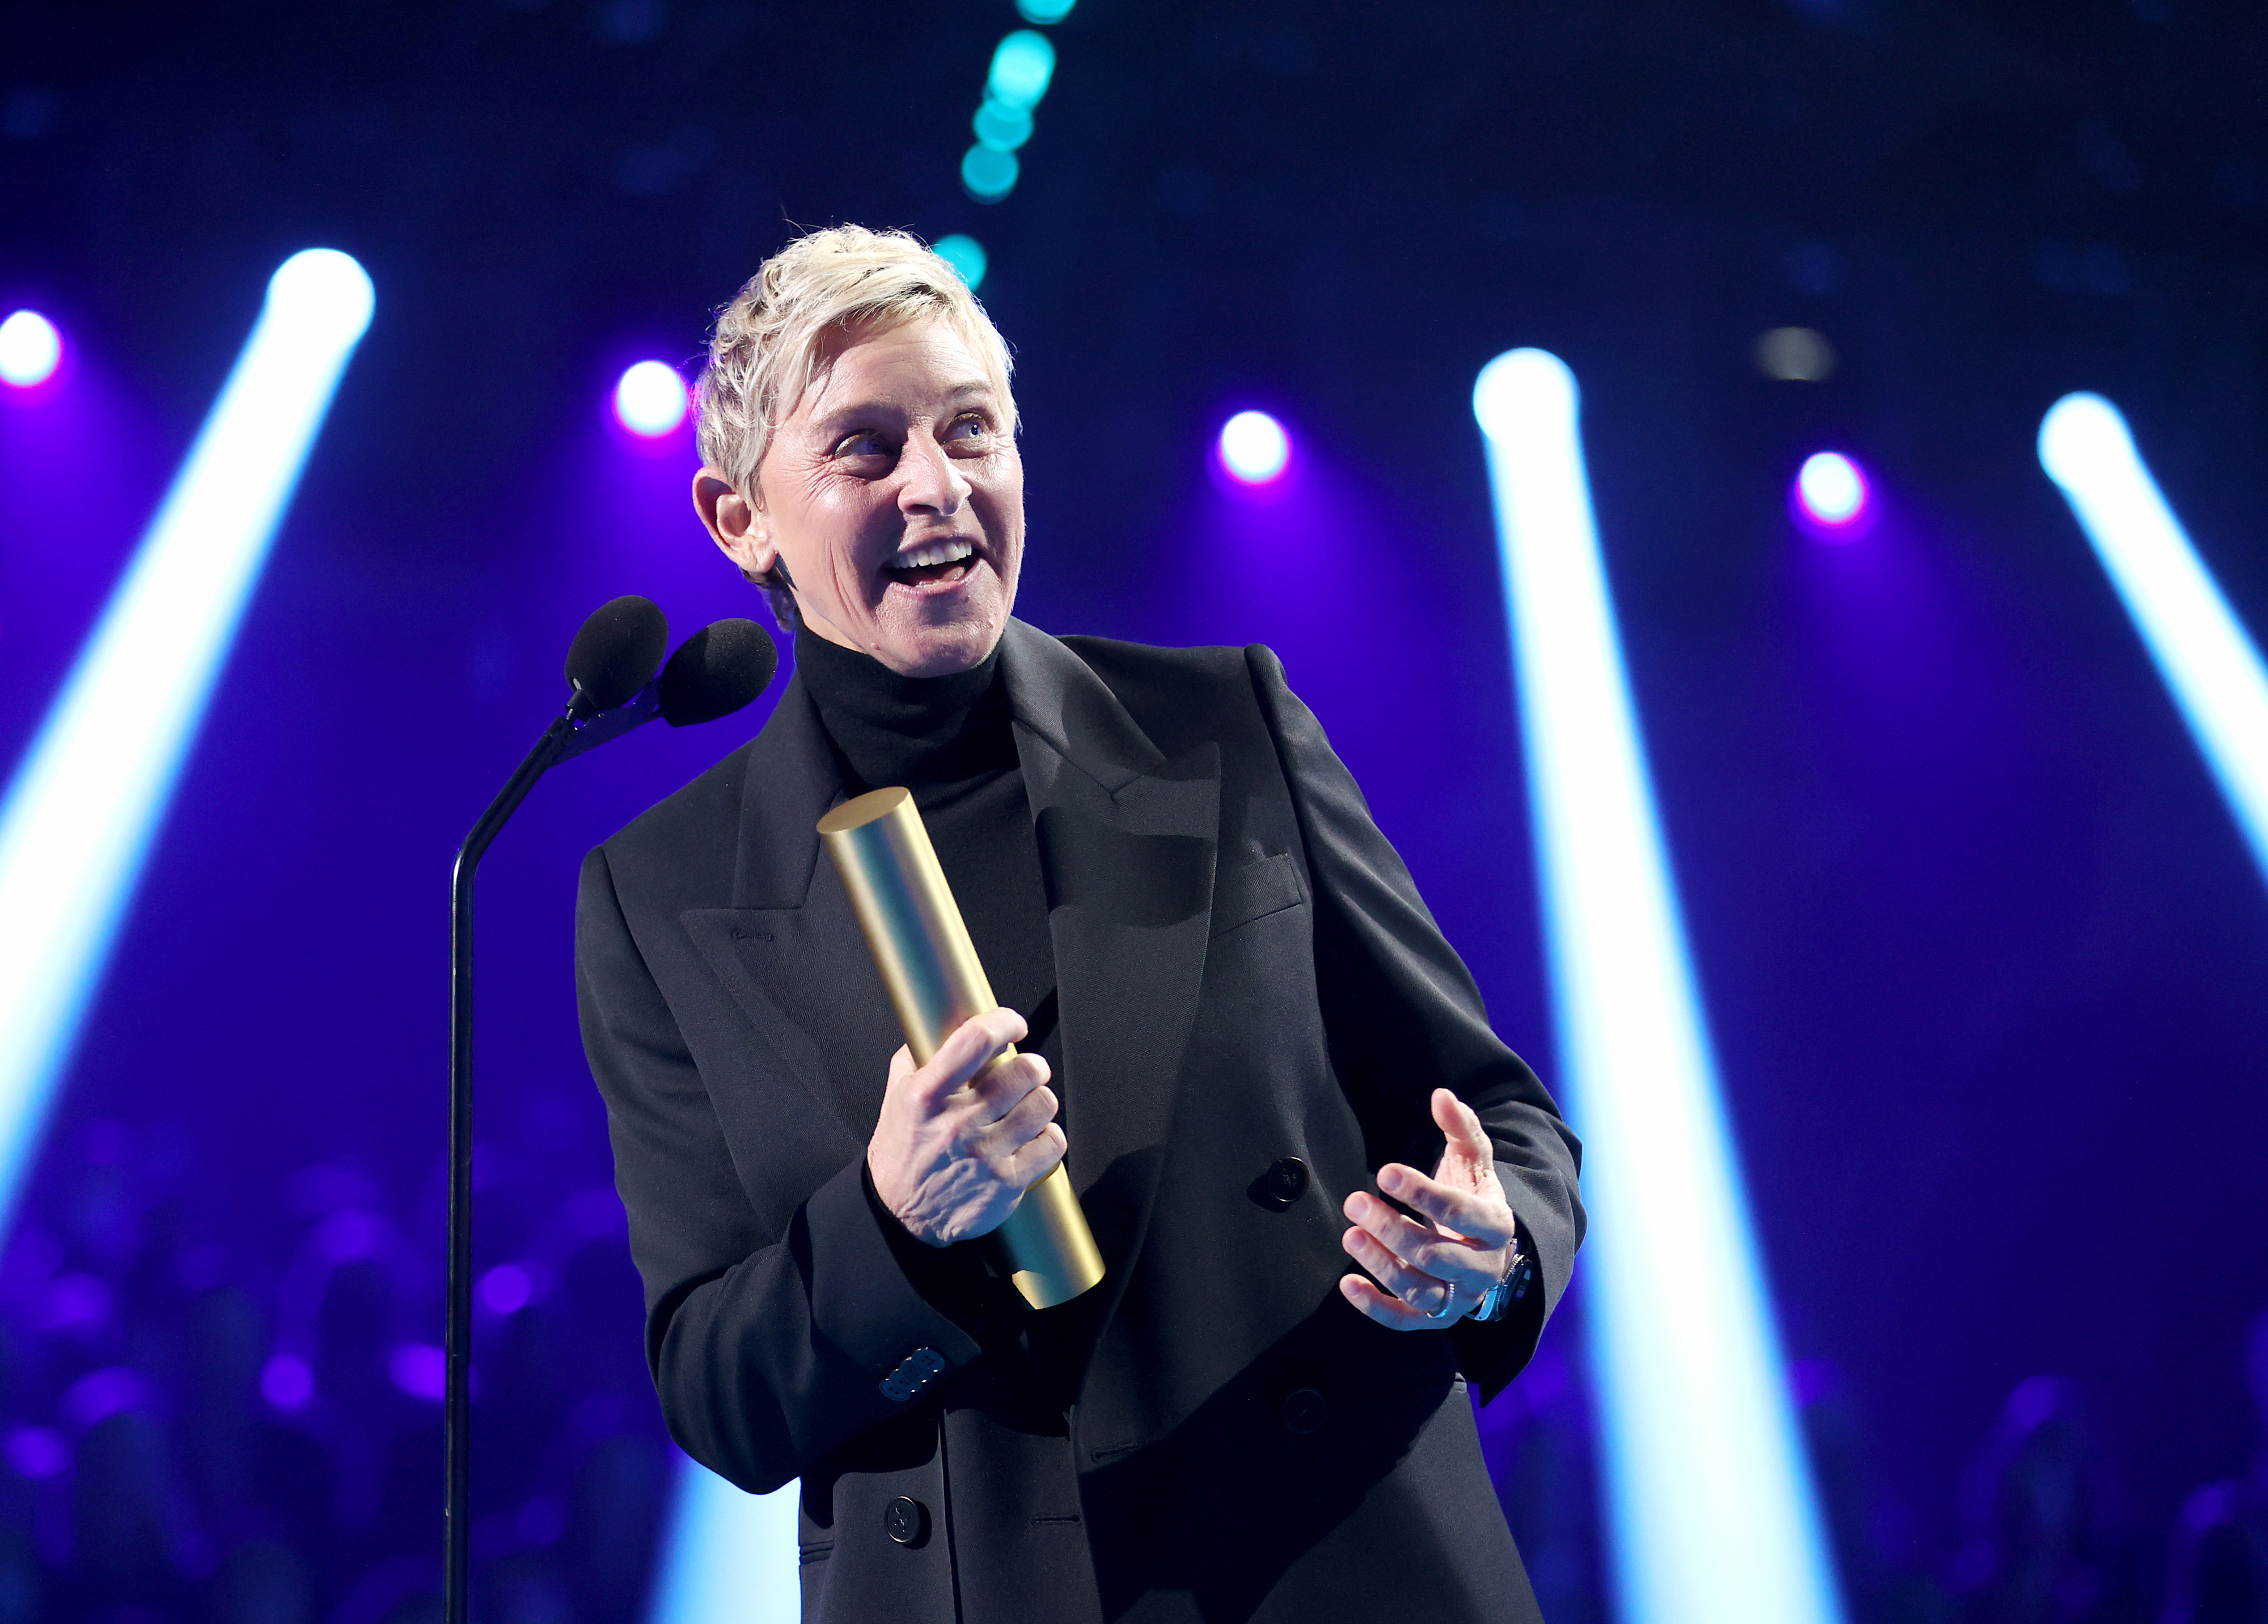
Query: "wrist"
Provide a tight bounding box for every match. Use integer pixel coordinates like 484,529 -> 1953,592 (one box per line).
1470,1236 -> 1534,1325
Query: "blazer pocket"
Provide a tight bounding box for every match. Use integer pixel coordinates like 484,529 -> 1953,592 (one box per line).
1209,852 -> 1307,939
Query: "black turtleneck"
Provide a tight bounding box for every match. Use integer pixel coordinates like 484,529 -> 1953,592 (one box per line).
796,626 -> 1059,1072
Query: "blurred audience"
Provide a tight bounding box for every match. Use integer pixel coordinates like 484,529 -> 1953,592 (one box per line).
2163,1312 -> 2268,1624
0,1110 -> 2260,1623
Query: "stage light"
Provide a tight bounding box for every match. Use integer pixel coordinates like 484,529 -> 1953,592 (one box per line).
974,96 -> 1035,153
1793,451 -> 1869,533
2041,392 -> 2268,885
987,31 -> 1056,111
615,360 -> 689,438
1217,409 -> 1289,484
1017,0 -> 1075,19
646,1461 -> 800,1624
0,309 -> 62,388
1475,348 -> 1846,1624
933,234 -> 988,290
0,248 -> 373,1231
1755,327 -> 1835,383
962,144 -> 1019,202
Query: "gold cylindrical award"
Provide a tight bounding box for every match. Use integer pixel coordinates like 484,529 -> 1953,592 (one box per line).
816,786 -> 1105,1311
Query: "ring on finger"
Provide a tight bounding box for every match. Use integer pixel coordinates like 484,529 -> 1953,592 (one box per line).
1423,1283 -> 1458,1321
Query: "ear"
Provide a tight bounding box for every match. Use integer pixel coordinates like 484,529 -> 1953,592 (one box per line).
692,467 -> 772,579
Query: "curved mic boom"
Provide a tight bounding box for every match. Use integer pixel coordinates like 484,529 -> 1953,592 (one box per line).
446,600 -> 776,1624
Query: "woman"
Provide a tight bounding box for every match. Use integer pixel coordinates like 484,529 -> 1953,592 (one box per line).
576,226 -> 1584,1623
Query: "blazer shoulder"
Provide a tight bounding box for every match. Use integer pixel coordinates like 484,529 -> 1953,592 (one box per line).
592,735 -> 757,905
1054,634 -> 1271,740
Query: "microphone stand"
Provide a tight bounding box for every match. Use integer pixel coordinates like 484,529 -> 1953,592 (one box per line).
445,681 -> 663,1624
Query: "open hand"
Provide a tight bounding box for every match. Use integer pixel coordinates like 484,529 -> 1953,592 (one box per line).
1339,1088 -> 1518,1329
868,1007 -> 1064,1248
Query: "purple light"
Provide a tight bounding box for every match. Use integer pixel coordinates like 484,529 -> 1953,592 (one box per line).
1792,451 -> 1872,537
0,310 -> 62,389
479,1261 -> 535,1315
260,1353 -> 314,1411
3,1427 -> 67,1479
615,360 -> 689,438
1217,410 -> 1290,485
390,1341 -> 447,1402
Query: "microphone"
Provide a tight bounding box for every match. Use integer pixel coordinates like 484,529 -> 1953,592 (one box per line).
557,615 -> 777,762
661,617 -> 777,726
445,596 -> 776,1624
565,594 -> 670,716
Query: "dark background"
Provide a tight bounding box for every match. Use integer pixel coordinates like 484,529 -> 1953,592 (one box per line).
2,0 -> 2265,1619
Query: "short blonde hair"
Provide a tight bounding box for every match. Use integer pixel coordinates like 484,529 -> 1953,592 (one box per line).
695,226 -> 1018,627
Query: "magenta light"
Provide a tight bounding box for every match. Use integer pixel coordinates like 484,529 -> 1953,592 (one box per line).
1792,451 -> 1871,538
614,359 -> 689,438
0,310 -> 62,391
1217,409 -> 1290,485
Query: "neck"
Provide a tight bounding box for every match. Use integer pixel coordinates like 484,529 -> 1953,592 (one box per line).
796,623 -> 1014,793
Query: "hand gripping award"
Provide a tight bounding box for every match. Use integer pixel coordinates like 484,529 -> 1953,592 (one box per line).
818,785 -> 1105,1309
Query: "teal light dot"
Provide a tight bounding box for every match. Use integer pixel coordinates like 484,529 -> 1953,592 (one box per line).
973,96 -> 1034,153
960,145 -> 1019,202
1017,0 -> 1075,20
933,235 -> 988,290
987,31 -> 1056,111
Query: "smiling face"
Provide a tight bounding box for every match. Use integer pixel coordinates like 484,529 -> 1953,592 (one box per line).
693,316 -> 1023,677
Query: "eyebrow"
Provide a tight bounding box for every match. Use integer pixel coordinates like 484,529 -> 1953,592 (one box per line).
808,380 -> 998,437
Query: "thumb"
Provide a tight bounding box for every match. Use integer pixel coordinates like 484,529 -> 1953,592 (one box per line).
1433,1089 -> 1493,1171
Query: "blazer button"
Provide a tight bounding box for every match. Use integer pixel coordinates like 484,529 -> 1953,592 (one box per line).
1281,1386 -> 1330,1435
884,1496 -> 930,1547
1253,1156 -> 1310,1212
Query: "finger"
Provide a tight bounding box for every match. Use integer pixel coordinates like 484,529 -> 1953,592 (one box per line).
1338,1273 -> 1447,1330
968,1052 -> 1051,1121
1340,1224 -> 1454,1313
1344,1190 -> 1497,1287
915,1008 -> 1027,1104
886,1045 -> 915,1086
1004,1121 -> 1067,1187
983,1084 -> 1059,1150
1376,1165 -> 1514,1249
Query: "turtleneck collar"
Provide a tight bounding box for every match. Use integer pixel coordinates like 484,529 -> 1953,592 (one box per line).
796,623 -> 1016,795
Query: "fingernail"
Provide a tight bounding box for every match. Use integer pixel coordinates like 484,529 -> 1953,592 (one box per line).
1379,1167 -> 1405,1194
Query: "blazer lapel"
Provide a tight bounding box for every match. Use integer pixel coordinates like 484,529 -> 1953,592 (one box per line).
998,621 -> 1221,1301
682,673 -> 889,1149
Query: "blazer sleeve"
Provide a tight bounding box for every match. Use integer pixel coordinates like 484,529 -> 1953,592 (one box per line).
1244,645 -> 1585,1403
575,844 -> 986,1493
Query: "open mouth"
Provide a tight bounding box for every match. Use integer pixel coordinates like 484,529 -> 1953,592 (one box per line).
881,537 -> 979,588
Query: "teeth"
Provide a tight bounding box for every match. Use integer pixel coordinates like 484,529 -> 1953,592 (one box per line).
890,539 -> 975,571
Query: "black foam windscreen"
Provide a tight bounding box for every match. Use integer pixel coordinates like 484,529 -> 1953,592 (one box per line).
658,618 -> 778,727
564,596 -> 669,713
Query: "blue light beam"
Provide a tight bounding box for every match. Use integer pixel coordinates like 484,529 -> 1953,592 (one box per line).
645,1461 -> 799,1624
1473,349 -> 1846,1624
0,249 -> 374,1228
2040,392 -> 2268,887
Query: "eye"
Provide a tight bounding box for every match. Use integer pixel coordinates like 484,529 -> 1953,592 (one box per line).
831,428 -> 896,462
943,413 -> 991,448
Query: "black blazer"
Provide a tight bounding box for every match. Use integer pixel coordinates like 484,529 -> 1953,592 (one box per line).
576,620 -> 1584,1624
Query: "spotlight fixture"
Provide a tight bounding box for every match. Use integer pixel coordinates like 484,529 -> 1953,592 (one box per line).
1792,451 -> 1871,536
615,361 -> 689,438
1217,409 -> 1290,485
0,309 -> 63,389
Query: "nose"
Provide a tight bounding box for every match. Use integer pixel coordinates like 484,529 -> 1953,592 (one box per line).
895,430 -> 969,518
